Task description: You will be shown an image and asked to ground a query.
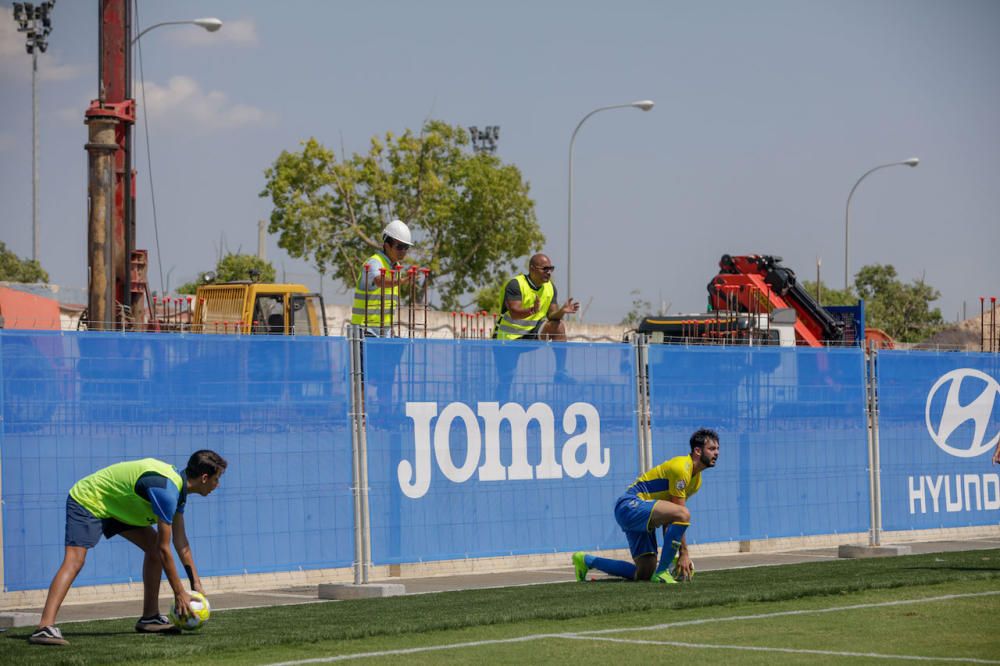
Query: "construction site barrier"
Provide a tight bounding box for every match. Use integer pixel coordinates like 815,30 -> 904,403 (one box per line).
0,330 -> 997,592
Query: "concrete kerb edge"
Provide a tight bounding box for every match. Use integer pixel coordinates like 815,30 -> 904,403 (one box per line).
3,524 -> 998,611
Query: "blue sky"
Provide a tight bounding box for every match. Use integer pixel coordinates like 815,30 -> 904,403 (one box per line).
1,0 -> 998,323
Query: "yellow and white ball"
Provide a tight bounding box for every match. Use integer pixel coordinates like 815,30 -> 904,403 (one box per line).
169,591 -> 211,631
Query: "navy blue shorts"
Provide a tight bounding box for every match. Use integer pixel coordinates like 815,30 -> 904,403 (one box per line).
614,494 -> 659,558
64,495 -> 141,548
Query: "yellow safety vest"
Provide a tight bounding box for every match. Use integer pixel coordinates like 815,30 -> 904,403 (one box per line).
494,274 -> 553,340
69,458 -> 183,527
351,252 -> 399,328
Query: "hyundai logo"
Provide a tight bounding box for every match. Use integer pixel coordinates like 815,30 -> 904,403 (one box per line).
924,369 -> 1000,458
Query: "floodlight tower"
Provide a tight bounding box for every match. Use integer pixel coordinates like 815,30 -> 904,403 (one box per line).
11,1 -> 57,263
468,125 -> 500,154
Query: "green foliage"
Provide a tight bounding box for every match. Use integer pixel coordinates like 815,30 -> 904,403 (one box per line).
260,121 -> 543,310
473,280 -> 506,314
176,253 -> 277,295
804,264 -> 943,343
0,241 -> 48,283
620,289 -> 653,326
801,279 -> 856,307
855,264 -> 943,343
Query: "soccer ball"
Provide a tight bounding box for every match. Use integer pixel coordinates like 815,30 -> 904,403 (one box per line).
169,591 -> 211,631
671,561 -> 695,582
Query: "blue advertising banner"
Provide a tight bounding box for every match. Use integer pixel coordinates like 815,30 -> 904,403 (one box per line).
363,339 -> 639,564
877,351 -> 1000,531
0,331 -> 354,591
647,345 -> 870,544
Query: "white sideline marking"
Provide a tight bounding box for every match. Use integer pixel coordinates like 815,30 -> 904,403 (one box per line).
264,590 -> 1000,665
581,590 -> 1000,635
566,635 -> 1000,664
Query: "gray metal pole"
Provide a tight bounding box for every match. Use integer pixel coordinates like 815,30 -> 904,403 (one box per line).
844,159 -> 919,291
567,101 -> 654,306
32,49 -> 39,263
870,346 -> 884,547
865,346 -> 878,547
632,334 -> 647,472
347,326 -> 365,585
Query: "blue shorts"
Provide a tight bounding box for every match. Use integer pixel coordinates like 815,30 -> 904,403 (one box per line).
65,495 -> 141,548
614,494 -> 659,558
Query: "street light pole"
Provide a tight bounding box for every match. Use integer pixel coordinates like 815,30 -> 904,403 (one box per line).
12,1 -> 56,264
131,17 -> 222,45
843,157 -> 919,290
130,16 -> 223,296
567,100 -> 654,303
32,46 -> 38,262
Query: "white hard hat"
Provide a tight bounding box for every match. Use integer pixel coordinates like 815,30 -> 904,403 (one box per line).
382,219 -> 412,246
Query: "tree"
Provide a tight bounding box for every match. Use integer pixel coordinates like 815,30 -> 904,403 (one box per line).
804,264 -> 943,343
473,281 -> 506,314
0,241 -> 48,283
800,279 -> 855,307
260,121 -> 544,310
620,289 -> 653,326
855,264 -> 943,343
177,253 -> 276,295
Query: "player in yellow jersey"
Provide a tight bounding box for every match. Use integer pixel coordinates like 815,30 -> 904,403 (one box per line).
573,428 -> 719,583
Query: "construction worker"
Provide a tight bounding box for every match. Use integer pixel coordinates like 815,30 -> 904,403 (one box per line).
494,253 -> 578,343
352,220 -> 414,405
352,220 -> 414,337
493,253 -> 578,399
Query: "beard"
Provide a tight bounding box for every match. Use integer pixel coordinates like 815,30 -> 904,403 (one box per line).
700,451 -> 716,467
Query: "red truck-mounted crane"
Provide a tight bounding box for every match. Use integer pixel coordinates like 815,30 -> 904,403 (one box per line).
707,254 -> 860,347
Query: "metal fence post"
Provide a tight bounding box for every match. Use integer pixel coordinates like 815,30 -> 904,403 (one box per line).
864,343 -> 883,547
632,333 -> 653,473
347,325 -> 370,583
870,345 -> 884,546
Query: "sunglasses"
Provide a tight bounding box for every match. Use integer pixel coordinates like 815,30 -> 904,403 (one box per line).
387,239 -> 411,251
532,265 -> 555,273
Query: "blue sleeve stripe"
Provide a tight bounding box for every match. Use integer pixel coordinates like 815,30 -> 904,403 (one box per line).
147,485 -> 180,524
629,479 -> 672,496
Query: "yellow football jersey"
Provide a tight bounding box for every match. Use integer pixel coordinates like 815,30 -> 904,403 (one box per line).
624,455 -> 701,502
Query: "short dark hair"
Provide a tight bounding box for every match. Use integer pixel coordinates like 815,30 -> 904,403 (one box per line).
690,428 -> 719,452
186,450 -> 228,478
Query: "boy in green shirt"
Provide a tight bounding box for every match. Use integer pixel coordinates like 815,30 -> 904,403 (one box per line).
29,450 -> 227,646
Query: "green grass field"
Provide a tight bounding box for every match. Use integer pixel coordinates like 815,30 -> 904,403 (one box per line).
3,549 -> 999,665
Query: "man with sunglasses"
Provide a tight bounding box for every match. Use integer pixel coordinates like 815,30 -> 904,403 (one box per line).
352,219 -> 414,337
493,254 -> 579,395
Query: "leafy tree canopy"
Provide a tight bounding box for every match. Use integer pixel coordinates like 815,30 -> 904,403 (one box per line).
804,263 -> 943,343
260,121 -> 544,310
0,241 -> 49,283
177,253 -> 277,295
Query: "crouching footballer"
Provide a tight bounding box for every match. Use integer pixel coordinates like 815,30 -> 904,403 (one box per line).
574,429 -> 719,583
29,450 -> 227,646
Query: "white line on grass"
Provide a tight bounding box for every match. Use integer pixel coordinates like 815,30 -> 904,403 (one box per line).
565,635 -> 1000,664
263,589 -> 1000,665
579,590 -> 1000,635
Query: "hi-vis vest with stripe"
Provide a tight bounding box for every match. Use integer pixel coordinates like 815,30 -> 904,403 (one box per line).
69,458 -> 183,527
494,274 -> 553,340
351,252 -> 399,327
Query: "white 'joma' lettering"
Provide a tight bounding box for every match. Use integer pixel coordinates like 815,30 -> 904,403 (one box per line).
397,401 -> 609,499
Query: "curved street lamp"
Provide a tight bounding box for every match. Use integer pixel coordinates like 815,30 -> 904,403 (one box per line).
132,17 -> 222,45
129,17 -> 223,294
844,157 -> 919,290
568,100 -> 654,303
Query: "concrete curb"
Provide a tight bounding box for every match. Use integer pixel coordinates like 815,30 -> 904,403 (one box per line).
837,544 -> 913,558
